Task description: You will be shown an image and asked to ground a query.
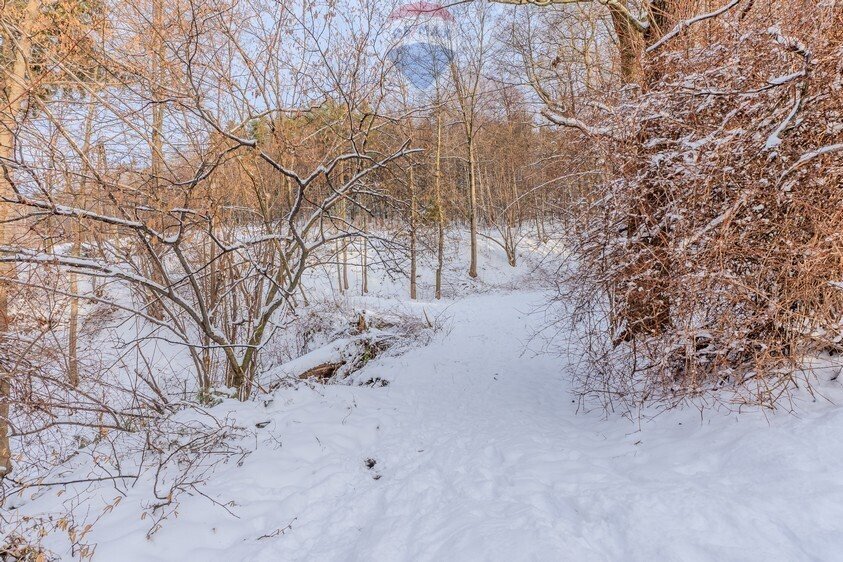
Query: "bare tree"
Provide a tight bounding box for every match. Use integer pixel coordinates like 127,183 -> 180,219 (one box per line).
0,0 -> 418,491
450,4 -> 498,279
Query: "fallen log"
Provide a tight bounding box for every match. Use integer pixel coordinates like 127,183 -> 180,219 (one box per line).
298,362 -> 345,382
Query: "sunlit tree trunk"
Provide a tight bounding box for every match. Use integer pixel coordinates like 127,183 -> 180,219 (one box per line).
505,175 -> 518,267
68,88 -> 99,388
145,0 -> 166,320
608,5 -> 645,85
434,113 -> 445,300
151,0 -> 165,182
0,0 -> 40,483
467,138 -> 479,278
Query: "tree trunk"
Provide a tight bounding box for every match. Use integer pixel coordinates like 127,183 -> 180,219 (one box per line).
339,161 -> 349,292
409,166 -> 417,300
361,212 -> 368,295
434,113 -> 445,300
614,0 -> 679,341
467,138 -> 479,279
609,5 -> 645,85
68,89 -> 98,388
200,216 -> 219,401
151,0 -> 165,184
0,0 -> 40,483
145,0 -> 166,321
506,174 -> 519,267
336,238 -> 344,292
68,214 -> 81,387
450,59 -> 480,279
341,201 -> 349,292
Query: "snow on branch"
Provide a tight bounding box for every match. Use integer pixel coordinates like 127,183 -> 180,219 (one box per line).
779,143 -> 843,185
764,26 -> 813,151
541,108 -> 622,140
647,0 -> 743,53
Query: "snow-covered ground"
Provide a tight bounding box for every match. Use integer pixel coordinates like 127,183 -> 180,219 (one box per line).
7,235 -> 843,561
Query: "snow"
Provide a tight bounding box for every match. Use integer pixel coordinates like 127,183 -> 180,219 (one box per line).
7,235 -> 843,561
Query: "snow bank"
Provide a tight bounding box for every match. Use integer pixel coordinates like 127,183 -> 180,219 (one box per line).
6,234 -> 843,561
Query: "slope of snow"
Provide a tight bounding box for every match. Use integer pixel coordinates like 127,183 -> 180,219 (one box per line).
8,235 -> 843,561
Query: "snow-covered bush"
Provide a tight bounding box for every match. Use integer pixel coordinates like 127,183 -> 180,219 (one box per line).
567,1 -> 843,407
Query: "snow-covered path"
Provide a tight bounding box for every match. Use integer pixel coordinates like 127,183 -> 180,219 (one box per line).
81,288 -> 843,562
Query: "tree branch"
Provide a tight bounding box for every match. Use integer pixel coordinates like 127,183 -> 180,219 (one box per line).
490,0 -> 649,33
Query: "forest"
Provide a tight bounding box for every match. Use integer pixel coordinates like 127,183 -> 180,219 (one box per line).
1,0 -> 842,559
